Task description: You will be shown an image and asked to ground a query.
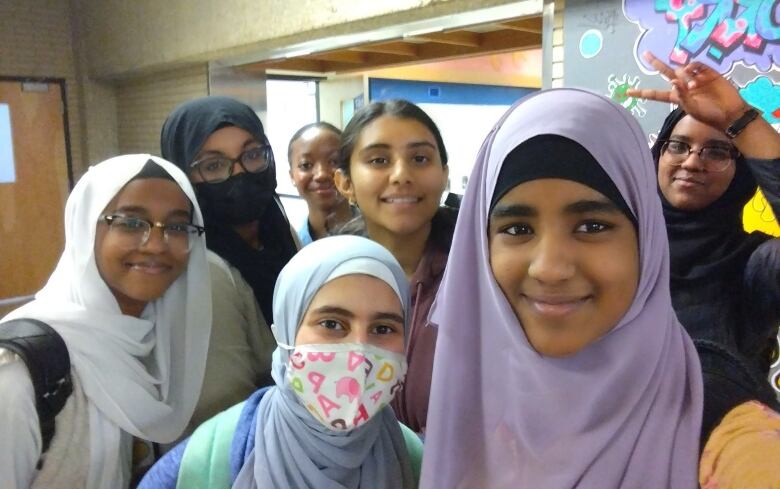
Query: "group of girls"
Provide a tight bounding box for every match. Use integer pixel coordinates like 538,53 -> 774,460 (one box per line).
0,51 -> 778,489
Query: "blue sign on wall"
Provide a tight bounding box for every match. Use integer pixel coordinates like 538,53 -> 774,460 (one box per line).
0,104 -> 15,184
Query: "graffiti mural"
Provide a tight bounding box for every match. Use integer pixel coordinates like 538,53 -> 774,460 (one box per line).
608,74 -> 648,117
624,0 -> 780,73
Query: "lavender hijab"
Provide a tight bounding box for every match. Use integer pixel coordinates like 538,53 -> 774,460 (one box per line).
421,89 -> 703,488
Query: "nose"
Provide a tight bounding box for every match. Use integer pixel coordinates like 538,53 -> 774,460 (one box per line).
313,162 -> 331,182
389,158 -> 412,185
141,226 -> 168,253
231,159 -> 246,176
679,150 -> 705,172
347,328 -> 370,345
527,236 -> 575,285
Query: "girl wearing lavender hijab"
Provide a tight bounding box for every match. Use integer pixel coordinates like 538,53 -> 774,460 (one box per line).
421,89 -> 704,488
139,235 -> 421,489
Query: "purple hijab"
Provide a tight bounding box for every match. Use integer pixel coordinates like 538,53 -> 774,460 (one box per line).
421,89 -> 703,488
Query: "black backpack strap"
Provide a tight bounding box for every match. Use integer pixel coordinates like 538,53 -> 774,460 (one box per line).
0,318 -> 73,455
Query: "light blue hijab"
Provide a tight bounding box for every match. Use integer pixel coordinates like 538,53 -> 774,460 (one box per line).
233,235 -> 415,489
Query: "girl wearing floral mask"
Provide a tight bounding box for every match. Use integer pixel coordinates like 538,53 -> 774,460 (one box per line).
139,235 -> 421,489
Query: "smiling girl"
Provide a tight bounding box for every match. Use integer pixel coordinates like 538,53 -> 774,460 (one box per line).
0,155 -> 211,488
334,100 -> 454,434
421,89 -> 703,488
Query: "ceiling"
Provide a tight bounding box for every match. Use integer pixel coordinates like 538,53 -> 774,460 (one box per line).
239,15 -> 542,76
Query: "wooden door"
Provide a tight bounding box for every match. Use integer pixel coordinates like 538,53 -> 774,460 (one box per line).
0,80 -> 69,317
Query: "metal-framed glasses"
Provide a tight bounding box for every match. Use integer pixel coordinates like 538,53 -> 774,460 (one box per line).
660,139 -> 738,172
190,145 -> 273,183
101,215 -> 205,253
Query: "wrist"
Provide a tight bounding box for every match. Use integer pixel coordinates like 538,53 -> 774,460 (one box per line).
724,106 -> 761,139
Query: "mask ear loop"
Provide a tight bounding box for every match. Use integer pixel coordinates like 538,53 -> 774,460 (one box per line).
270,324 -> 295,350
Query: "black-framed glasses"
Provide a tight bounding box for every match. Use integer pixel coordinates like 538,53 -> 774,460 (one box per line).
190,145 -> 273,183
660,139 -> 738,172
100,215 -> 205,253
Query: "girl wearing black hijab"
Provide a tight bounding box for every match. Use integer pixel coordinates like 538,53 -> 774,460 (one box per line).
630,52 -> 780,442
160,96 -> 298,436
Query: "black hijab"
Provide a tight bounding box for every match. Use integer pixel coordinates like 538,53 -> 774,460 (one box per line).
651,108 -> 768,285
161,96 -> 297,323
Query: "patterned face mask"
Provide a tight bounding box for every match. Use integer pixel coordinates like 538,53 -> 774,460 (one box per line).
287,343 -> 407,431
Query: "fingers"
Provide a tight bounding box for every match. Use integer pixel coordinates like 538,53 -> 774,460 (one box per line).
643,51 -> 677,81
683,62 -> 718,89
625,88 -> 676,103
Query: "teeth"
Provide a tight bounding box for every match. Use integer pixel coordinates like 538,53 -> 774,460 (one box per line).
384,197 -> 418,203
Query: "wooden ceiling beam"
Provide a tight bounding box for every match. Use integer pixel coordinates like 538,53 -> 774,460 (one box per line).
350,41 -> 419,57
495,17 -> 543,34
305,51 -> 366,64
410,30 -> 482,48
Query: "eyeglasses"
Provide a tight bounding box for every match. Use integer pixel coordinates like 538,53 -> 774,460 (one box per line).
100,215 -> 205,253
190,146 -> 273,183
660,139 -> 738,172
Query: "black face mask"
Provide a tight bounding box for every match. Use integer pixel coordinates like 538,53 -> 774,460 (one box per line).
195,172 -> 274,226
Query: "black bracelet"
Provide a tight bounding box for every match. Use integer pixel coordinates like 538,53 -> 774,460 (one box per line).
725,106 -> 761,139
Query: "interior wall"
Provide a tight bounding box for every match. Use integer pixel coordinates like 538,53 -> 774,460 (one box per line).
318,76 -> 365,129
0,0 -> 85,176
116,65 -> 209,156
365,49 -> 543,87
77,0 -> 528,79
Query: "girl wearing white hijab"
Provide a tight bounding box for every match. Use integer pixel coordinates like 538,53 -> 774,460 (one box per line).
139,235 -> 421,489
0,155 -> 211,488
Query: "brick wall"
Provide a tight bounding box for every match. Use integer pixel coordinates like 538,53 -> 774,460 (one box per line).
116,64 -> 209,157
551,0 -> 565,88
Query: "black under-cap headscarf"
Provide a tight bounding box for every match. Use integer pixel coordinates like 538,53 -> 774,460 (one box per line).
491,134 -> 637,227
651,108 -> 768,285
161,96 -> 297,323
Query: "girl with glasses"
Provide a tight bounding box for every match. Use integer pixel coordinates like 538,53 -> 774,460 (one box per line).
0,155 -> 211,488
161,96 -> 299,437
636,53 -> 780,446
630,53 -> 780,486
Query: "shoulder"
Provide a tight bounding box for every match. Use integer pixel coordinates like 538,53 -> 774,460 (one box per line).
699,401 -> 780,487
0,349 -> 36,411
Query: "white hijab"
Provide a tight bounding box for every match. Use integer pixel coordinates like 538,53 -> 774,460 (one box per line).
2,154 -> 211,488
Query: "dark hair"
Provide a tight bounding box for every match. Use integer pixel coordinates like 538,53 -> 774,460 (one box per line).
287,121 -> 342,164
335,202 -> 458,252
338,99 -> 448,175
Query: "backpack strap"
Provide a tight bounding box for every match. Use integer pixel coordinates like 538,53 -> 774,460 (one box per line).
0,318 -> 72,456
177,400 -> 245,489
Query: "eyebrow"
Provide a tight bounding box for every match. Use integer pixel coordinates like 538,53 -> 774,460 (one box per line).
490,198 -> 620,219
358,141 -> 436,155
194,138 -> 259,160
311,306 -> 404,324
669,134 -> 731,147
114,205 -> 192,220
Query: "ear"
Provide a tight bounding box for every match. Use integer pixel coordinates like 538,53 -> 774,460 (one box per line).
441,165 -> 450,194
334,169 -> 356,205
288,168 -> 296,188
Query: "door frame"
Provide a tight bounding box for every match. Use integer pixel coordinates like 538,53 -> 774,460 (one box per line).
0,75 -> 74,189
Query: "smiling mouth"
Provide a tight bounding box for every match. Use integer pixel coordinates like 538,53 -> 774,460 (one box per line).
522,294 -> 591,317
126,262 -> 171,275
381,196 -> 422,204
672,175 -> 703,187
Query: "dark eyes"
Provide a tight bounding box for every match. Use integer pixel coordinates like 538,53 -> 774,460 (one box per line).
297,161 -> 313,171
318,319 -> 343,331
499,221 -> 613,236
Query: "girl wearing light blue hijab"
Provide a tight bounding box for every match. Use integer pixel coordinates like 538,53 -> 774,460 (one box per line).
139,235 -> 421,489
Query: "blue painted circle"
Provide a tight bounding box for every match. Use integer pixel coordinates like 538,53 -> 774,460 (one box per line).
580,29 -> 603,59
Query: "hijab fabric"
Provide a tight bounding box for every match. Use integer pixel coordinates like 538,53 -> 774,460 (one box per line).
421,89 -> 703,488
651,108 -> 768,285
2,155 -> 211,488
233,235 -> 415,489
160,96 -> 297,323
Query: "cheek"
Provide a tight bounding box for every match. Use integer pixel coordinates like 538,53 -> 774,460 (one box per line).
489,241 -> 526,295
